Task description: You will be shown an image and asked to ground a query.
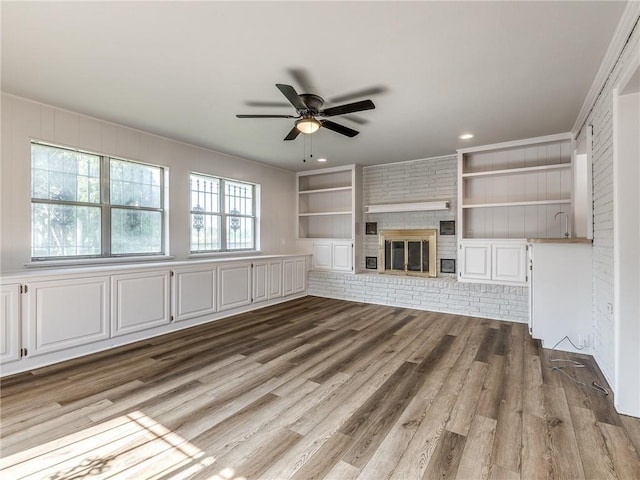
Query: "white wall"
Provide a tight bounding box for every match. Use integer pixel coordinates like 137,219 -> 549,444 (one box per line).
585,12 -> 640,385
0,94 -> 298,274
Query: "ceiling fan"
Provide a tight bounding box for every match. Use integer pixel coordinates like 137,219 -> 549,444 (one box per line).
236,84 -> 375,141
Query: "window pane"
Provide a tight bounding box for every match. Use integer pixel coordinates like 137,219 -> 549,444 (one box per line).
225,181 -> 253,216
191,213 -> 221,252
190,174 -> 220,213
111,208 -> 162,254
31,203 -> 101,257
110,159 -> 161,208
226,216 -> 254,250
31,144 -> 101,203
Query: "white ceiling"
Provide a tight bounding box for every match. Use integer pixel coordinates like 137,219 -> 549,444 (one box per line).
1,1 -> 626,171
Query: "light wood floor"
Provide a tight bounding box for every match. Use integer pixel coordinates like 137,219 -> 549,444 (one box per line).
1,296 -> 639,479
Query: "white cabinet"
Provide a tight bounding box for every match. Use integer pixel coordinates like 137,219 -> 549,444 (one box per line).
459,240 -> 527,285
283,259 -> 295,296
283,257 -> 307,296
529,241 -> 592,353
268,260 -> 283,299
252,261 -> 269,303
27,276 -> 110,357
112,270 -> 171,336
294,258 -> 306,293
173,266 -> 216,322
312,241 -> 353,272
459,241 -> 492,281
0,284 -> 21,363
492,243 -> 527,284
218,263 -> 252,311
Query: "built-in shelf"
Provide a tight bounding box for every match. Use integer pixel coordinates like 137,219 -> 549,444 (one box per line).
462,199 -> 571,209
298,186 -> 352,195
462,163 -> 571,178
365,201 -> 449,214
298,211 -> 352,217
458,133 -> 574,239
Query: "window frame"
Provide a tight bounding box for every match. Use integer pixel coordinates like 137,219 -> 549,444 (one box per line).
189,172 -> 257,253
30,141 -> 167,261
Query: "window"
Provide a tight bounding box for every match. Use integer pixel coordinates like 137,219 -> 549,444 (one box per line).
190,173 -> 256,252
31,142 -> 165,259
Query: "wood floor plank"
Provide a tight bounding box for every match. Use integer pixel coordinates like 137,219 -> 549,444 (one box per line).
599,422 -> 640,480
569,406 -> 618,480
422,429 -> 466,480
446,360 -> 489,436
1,297 -> 638,480
455,415 -> 497,480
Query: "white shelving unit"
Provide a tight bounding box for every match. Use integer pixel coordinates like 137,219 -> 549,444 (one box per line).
457,133 -> 574,285
458,133 -> 573,240
297,165 -> 362,272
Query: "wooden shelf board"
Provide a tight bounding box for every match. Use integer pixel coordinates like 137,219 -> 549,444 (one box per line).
462,199 -> 571,209
298,211 -> 352,217
462,163 -> 571,178
298,186 -> 352,195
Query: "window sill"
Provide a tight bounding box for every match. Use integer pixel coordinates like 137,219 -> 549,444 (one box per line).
25,255 -> 175,269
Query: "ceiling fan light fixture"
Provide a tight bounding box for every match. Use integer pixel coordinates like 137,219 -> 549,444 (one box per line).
296,117 -> 321,134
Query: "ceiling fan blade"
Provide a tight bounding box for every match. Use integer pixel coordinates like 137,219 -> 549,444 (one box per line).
245,101 -> 290,107
287,68 -> 317,94
343,114 -> 369,125
236,114 -> 297,118
276,84 -> 307,111
284,126 -> 301,141
329,86 -> 387,104
320,120 -> 359,138
322,99 -> 375,117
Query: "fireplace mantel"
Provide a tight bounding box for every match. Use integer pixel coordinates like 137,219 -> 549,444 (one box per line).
365,201 -> 449,214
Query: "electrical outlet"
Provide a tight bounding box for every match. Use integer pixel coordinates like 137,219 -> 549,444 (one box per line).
607,303 -> 614,315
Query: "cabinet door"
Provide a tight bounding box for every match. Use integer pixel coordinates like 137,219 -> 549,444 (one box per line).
173,267 -> 216,322
218,263 -> 252,311
332,242 -> 353,271
459,242 -> 492,281
268,261 -> 283,299
253,261 -> 269,304
0,284 -> 21,363
112,270 -> 171,336
27,276 -> 110,357
313,242 -> 332,270
283,259 -> 295,296
294,258 -> 307,293
492,243 -> 527,284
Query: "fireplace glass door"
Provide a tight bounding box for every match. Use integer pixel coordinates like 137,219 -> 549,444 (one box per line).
384,240 -> 429,273
378,229 -> 437,277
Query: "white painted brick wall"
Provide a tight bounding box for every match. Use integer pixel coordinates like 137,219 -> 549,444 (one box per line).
308,270 -> 528,323
586,20 -> 640,383
361,155 -> 458,273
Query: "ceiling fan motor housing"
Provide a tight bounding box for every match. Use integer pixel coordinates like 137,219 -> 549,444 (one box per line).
299,94 -> 324,115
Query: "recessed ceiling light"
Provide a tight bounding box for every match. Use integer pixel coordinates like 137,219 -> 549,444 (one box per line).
317,158 -> 327,162
458,133 -> 474,140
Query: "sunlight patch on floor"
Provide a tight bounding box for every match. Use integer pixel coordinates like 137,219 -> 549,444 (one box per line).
0,411 -> 245,479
